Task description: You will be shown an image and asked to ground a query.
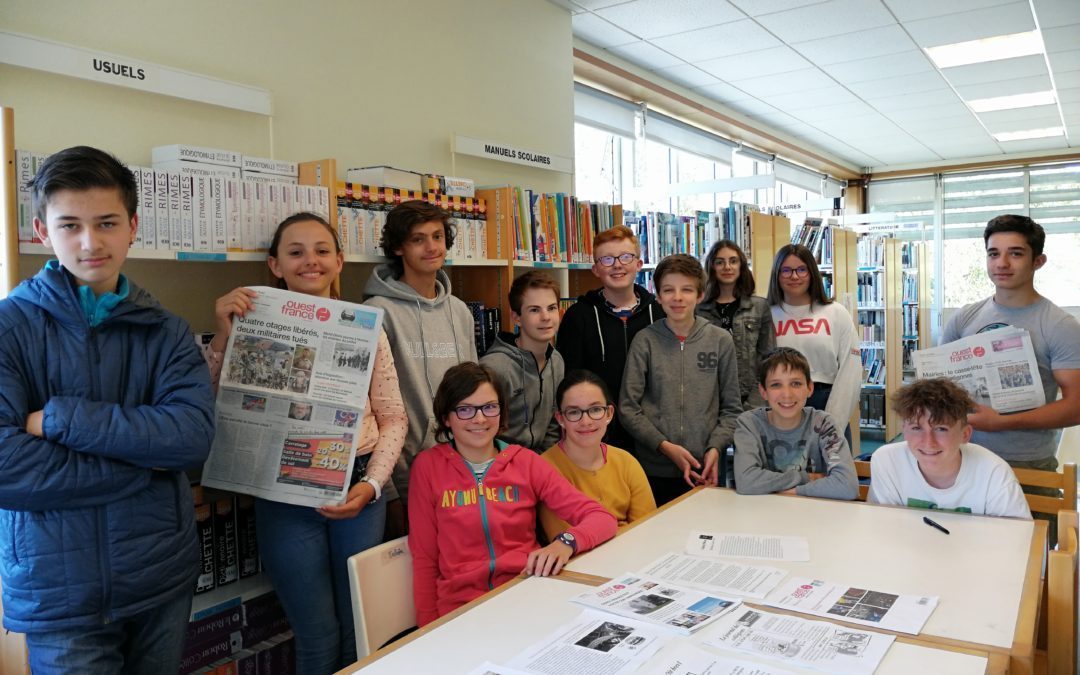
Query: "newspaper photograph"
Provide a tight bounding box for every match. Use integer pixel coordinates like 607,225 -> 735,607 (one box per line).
914,326 -> 1045,413
640,553 -> 788,600
703,608 -> 895,675
688,531 -> 810,562
762,577 -> 938,635
641,642 -> 799,675
502,611 -> 667,675
201,286 -> 384,508
572,574 -> 741,635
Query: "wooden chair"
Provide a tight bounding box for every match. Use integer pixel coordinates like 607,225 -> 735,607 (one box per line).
854,459 -> 872,502
1045,510 -> 1077,675
347,536 -> 415,659
1012,462 -> 1077,521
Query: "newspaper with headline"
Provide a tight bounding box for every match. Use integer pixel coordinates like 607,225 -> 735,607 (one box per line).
572,574 -> 741,636
201,286 -> 383,507
914,326 -> 1045,413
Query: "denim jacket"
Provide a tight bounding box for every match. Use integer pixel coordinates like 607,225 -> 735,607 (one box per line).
697,295 -> 775,410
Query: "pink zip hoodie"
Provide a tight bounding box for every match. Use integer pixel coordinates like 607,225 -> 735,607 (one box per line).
408,441 -> 617,625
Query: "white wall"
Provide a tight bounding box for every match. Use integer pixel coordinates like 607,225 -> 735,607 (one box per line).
2,0 -> 575,327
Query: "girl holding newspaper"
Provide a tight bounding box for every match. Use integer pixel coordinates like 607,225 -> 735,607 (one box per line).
205,212 -> 407,674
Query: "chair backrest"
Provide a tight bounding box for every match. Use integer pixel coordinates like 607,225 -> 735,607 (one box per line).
347,536 -> 415,659
854,460 -> 872,502
1047,510 -> 1078,675
1011,462 -> 1077,520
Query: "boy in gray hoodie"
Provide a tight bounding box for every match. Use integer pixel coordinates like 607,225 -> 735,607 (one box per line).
619,254 -> 742,505
480,270 -> 564,451
363,200 -> 477,529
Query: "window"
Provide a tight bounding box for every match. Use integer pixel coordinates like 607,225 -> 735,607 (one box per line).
573,123 -> 623,203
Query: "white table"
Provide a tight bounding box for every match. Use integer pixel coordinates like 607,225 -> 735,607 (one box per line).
345,574 -> 993,675
565,488 -> 1044,673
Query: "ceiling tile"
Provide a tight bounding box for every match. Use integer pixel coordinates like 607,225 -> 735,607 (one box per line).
754,110 -> 807,128
729,67 -> 839,97
1058,87 -> 1080,104
865,88 -> 964,111
1041,24 -> 1080,53
1047,49 -> 1080,73
606,41 -> 684,69
976,104 -> 1061,127
954,74 -> 1052,99
758,85 -> 858,110
981,116 -> 1063,135
819,50 -> 935,84
796,100 -> 882,121
1030,0 -> 1080,29
867,148 -> 944,164
883,113 -> 981,134
594,0 -> 744,39
652,63 -> 721,88
726,0 -> 829,16
754,0 -> 897,42
694,80 -> 756,102
941,54 -> 1049,87
814,139 -> 881,167
697,46 -> 811,81
850,71 -> 950,99
650,19 -> 781,61
911,123 -> 993,140
878,101 -> 976,123
883,0 -> 1018,22
726,98 -> 784,116
791,25 -> 917,65
1055,69 -> 1080,90
904,2 -> 1036,48
995,136 -> 1070,152
922,138 -> 1003,156
572,13 -> 641,47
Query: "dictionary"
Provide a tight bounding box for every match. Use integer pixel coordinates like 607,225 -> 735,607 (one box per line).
346,165 -> 422,192
153,144 -> 241,168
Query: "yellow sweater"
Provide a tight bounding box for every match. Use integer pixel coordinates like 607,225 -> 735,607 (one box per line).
539,443 -> 657,540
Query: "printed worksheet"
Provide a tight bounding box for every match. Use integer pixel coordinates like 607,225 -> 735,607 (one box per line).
640,552 -> 788,599
763,577 -> 938,635
688,531 -> 810,562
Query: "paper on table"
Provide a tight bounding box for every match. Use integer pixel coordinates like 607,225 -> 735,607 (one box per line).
688,531 -> 810,562
640,552 -> 788,599
763,577 -> 938,635
641,642 -> 800,675
703,607 -> 895,675
503,610 -> 668,675
465,663 -> 532,675
572,574 -> 742,635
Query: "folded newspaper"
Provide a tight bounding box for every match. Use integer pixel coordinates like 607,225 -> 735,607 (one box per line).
201,287 -> 384,508
914,326 -> 1045,413
572,574 -> 741,635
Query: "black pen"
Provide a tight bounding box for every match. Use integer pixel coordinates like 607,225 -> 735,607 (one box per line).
923,516 -> 950,535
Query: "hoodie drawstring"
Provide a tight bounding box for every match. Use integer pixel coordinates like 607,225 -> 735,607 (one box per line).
593,306 -> 606,363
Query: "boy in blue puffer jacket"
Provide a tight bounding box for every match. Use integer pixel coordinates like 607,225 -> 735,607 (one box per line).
0,146 -> 215,673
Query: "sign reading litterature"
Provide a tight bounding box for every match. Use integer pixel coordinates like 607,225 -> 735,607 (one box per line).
453,134 -> 571,173
0,30 -> 271,115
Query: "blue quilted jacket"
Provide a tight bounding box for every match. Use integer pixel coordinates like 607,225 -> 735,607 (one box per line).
0,263 -> 215,632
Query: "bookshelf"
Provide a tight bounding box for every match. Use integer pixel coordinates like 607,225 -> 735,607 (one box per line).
856,236 -> 905,441
901,241 -> 931,385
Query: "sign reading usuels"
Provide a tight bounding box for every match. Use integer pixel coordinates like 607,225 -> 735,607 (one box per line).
0,30 -> 271,115
453,134 -> 571,173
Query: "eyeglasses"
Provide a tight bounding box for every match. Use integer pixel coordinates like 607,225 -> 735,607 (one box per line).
597,253 -> 637,267
780,266 -> 810,278
452,402 -> 501,420
713,259 -> 740,268
561,405 -> 610,422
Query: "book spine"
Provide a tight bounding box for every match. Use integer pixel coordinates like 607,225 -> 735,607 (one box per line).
168,173 -> 183,252
195,176 -> 211,252
180,175 -> 195,252
194,503 -> 215,594
16,150 -> 34,243
213,497 -> 238,587
139,167 -> 158,250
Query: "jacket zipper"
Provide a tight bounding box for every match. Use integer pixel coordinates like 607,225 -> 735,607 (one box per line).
463,457 -> 499,590
89,327 -> 113,624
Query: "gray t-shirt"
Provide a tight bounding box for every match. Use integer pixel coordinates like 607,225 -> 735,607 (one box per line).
941,296 -> 1080,462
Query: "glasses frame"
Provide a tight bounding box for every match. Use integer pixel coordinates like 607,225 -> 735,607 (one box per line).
779,266 -> 810,278
597,252 -> 638,268
452,402 -> 501,420
560,405 -> 611,422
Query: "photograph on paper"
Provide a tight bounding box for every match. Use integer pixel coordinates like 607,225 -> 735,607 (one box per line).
503,612 -> 667,675
763,577 -> 937,635
572,574 -> 740,635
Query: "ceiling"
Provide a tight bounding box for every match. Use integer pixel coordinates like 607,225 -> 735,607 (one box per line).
553,0 -> 1080,172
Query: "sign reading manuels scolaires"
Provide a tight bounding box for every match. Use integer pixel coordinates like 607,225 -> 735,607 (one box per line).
453,134 -> 572,174
0,30 -> 271,115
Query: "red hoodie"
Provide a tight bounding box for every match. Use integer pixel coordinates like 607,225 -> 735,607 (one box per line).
408,441 -> 617,625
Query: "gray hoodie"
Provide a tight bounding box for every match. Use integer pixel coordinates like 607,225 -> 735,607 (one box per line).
363,264 -> 477,496
480,332 -> 564,451
619,317 -> 741,479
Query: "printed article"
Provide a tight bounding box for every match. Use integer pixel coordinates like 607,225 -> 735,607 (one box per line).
763,577 -> 938,635
641,642 -> 799,675
704,608 -> 894,675
914,326 -> 1045,413
202,286 -> 384,507
688,531 -> 810,562
572,574 -> 741,635
640,553 -> 788,600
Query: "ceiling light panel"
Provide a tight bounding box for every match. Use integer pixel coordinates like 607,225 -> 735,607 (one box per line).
924,30 -> 1043,68
992,126 -> 1064,141
968,91 -> 1057,112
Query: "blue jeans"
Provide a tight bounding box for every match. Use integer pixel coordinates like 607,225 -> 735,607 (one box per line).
255,494 -> 386,674
24,588 -> 192,675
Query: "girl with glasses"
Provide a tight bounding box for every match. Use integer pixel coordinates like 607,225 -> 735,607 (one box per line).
408,362 -> 616,626
697,240 -> 776,410
539,370 -> 657,541
766,244 -> 861,442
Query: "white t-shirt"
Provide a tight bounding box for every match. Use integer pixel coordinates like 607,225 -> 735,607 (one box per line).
868,441 -> 1032,520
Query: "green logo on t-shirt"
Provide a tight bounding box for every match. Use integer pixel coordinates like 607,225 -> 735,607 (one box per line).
906,498 -> 972,514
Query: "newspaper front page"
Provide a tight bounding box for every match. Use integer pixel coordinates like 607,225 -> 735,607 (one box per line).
572,574 -> 741,635
640,553 -> 788,600
914,326 -> 1045,413
201,286 -> 384,507
502,611 -> 668,675
763,577 -> 937,635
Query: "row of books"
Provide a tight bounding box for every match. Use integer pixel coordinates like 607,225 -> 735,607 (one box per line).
16,150 -> 331,253
857,310 -> 885,343
336,183 -> 488,260
900,241 -> 919,268
861,346 -> 886,386
857,235 -> 886,268
902,274 -> 920,304
194,486 -> 260,595
466,302 -> 502,355
478,186 -> 622,263
790,218 -> 835,266
856,271 -> 885,306
902,339 -> 919,375
182,591 -> 294,674
860,389 -> 887,428
903,304 -> 920,336
624,202 -> 757,267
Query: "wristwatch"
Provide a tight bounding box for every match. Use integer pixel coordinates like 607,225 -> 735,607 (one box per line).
361,476 -> 382,502
556,531 -> 577,553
